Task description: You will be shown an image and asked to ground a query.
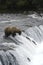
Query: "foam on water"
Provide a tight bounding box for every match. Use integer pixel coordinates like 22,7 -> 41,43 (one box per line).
25,25 -> 43,44
30,41 -> 43,65
0,19 -> 20,24
28,14 -> 43,20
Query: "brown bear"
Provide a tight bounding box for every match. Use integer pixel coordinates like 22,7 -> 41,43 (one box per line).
4,26 -> 21,37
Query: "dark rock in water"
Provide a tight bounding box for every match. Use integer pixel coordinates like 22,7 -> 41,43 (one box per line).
27,57 -> 31,62
32,40 -> 37,45
26,37 -> 31,41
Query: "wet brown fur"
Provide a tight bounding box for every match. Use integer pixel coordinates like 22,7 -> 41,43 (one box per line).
4,27 -> 21,37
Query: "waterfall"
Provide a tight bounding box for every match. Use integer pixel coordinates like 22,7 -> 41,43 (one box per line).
0,25 -> 43,65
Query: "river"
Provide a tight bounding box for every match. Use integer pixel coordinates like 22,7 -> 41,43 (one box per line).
0,13 -> 43,65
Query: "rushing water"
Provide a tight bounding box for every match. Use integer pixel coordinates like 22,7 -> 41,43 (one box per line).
0,13 -> 43,65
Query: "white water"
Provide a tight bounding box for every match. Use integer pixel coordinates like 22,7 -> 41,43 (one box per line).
0,14 -> 43,65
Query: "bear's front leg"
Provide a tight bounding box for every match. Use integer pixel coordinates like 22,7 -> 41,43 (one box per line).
18,31 -> 21,35
5,32 -> 11,38
12,33 -> 16,37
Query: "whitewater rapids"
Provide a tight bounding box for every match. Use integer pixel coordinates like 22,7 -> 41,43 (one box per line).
0,13 -> 43,65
